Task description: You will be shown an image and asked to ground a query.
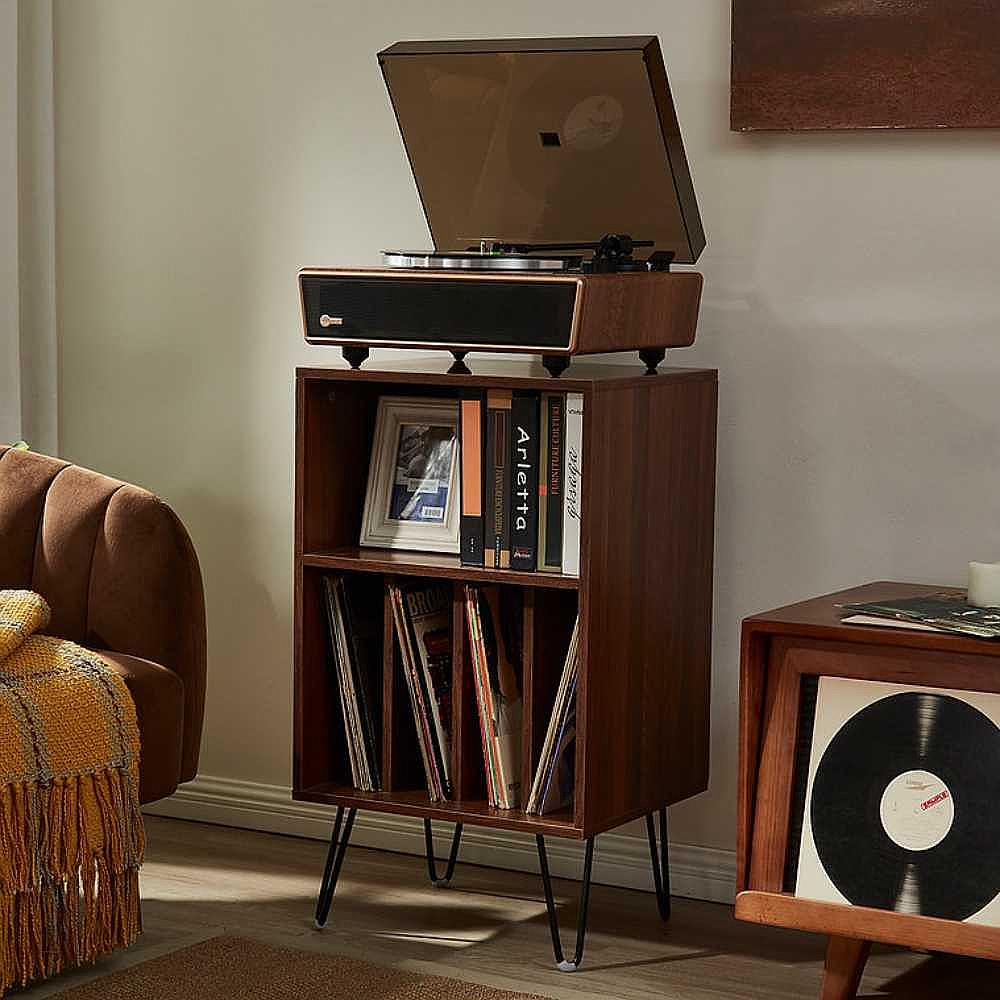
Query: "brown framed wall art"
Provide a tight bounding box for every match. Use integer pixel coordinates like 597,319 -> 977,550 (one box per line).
732,1 -> 1000,131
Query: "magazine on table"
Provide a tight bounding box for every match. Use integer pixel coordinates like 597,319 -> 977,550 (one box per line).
841,593 -> 1000,640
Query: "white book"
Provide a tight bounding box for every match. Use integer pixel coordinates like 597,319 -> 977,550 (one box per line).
562,392 -> 584,577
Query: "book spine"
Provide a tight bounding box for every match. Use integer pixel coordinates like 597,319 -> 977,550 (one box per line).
539,393 -> 564,573
458,392 -> 485,566
509,392 -> 540,571
562,392 -> 583,577
485,389 -> 513,569
459,392 -> 486,566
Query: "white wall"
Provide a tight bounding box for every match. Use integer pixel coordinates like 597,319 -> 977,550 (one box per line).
1,0 -> 19,442
2,0 -> 58,452
51,0 -> 1000,871
17,0 -> 58,455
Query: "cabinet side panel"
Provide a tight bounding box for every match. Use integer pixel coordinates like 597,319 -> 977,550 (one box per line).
737,625 -> 771,892
580,375 -> 717,834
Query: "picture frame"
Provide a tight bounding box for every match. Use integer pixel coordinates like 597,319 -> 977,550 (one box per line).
360,396 -> 461,554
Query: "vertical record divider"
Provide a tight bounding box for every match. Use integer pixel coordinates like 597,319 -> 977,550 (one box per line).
521,587 -> 538,808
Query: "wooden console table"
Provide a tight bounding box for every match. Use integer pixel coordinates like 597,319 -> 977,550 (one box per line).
738,582 -> 1000,999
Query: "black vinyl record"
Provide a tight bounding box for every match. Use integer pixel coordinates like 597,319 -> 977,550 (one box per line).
810,691 -> 1000,921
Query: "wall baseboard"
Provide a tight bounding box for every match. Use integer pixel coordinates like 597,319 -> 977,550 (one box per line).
144,774 -> 736,905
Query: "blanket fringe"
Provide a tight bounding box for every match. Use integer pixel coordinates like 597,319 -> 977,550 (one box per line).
0,768 -> 144,993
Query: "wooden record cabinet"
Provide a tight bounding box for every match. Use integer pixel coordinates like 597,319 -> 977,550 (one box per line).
739,582 -> 1000,1000
294,359 -> 717,969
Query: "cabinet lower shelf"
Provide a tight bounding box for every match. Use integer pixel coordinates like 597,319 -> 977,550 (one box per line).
294,784 -> 581,838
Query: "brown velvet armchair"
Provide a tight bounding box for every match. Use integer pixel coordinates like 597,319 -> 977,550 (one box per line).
0,447 -> 206,804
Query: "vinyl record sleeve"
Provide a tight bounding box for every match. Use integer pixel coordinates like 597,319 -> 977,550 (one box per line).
795,677 -> 1000,926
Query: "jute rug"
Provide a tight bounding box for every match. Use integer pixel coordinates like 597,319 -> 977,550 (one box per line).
52,935 -> 551,999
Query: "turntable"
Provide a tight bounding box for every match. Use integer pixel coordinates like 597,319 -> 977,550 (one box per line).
300,36 -> 706,376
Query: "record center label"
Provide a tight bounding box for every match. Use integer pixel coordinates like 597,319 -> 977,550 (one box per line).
879,770 -> 955,851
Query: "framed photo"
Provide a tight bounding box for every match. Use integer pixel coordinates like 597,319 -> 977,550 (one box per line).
361,396 -> 461,554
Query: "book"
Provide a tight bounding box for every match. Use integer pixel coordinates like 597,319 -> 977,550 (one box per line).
526,616 -> 580,815
321,574 -> 382,792
390,580 -> 454,800
562,392 -> 583,577
459,391 -> 486,566
538,392 -> 565,574
509,392 -> 540,571
464,585 -> 523,809
841,593 -> 1000,640
486,389 -> 513,569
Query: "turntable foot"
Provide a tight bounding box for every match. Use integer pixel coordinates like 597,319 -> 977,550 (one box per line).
639,348 -> 666,375
448,351 -> 472,375
342,346 -> 370,370
542,355 -> 571,378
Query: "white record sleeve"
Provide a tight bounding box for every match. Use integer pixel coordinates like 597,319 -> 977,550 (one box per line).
795,675 -> 1000,926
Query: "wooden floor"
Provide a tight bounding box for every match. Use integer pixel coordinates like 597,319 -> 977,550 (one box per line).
20,816 -> 998,999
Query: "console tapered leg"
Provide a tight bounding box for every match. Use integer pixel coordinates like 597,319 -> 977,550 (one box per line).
424,819 -> 463,887
645,808 -> 672,921
314,806 -> 357,929
820,936 -> 871,1000
536,834 -> 595,972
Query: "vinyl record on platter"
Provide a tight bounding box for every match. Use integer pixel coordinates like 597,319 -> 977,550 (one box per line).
810,691 -> 1000,921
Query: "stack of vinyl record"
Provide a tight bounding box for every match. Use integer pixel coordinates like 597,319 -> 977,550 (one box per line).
389,580 -> 453,801
526,617 -> 580,815
464,585 -> 524,809
321,574 -> 382,792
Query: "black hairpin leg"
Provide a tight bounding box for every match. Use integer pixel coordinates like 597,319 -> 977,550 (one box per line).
536,834 -> 595,972
314,806 -> 357,929
542,354 -> 571,378
639,347 -> 666,375
342,345 -> 369,369
646,808 -> 671,921
424,819 -> 463,887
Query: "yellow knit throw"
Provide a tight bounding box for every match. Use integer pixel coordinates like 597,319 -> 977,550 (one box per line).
0,590 -> 144,994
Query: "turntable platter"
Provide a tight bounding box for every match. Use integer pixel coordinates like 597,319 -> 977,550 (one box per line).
382,251 -> 579,272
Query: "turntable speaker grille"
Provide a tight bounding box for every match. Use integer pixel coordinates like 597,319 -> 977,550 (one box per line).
301,273 -> 578,351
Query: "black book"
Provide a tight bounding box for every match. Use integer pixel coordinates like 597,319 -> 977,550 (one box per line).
539,393 -> 565,573
459,390 -> 486,566
509,392 -> 540,571
485,389 -> 513,569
